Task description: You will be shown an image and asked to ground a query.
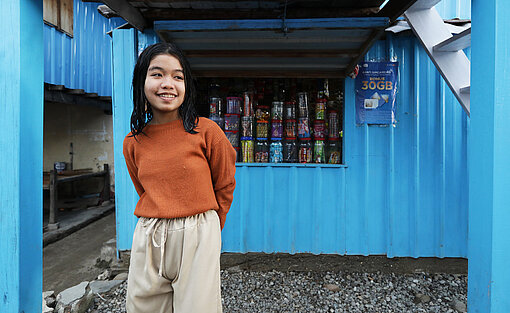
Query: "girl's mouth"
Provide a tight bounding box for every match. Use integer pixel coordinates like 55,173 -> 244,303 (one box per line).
158,94 -> 176,100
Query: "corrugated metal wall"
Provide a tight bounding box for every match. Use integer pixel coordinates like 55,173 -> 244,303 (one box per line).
114,0 -> 470,257
222,164 -> 347,254
44,0 -> 125,97
113,31 -> 469,257
346,34 -> 468,257
113,29 -> 160,252
223,34 -> 469,257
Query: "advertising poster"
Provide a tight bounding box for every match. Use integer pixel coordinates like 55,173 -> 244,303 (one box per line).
355,62 -> 399,124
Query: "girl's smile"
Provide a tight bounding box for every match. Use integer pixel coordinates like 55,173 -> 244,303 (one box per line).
144,54 -> 186,124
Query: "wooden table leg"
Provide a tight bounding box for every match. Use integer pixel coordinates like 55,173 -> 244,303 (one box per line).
48,170 -> 59,230
102,164 -> 110,202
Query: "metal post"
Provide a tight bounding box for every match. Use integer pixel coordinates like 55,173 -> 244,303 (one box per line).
112,29 -> 140,251
0,1 -> 43,312
468,0 -> 510,311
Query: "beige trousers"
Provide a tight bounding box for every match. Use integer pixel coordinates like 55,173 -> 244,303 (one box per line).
126,210 -> 222,313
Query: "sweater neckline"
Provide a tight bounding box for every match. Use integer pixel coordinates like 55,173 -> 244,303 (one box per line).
145,119 -> 183,132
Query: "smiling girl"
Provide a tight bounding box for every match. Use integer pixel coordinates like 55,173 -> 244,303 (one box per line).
122,43 -> 236,313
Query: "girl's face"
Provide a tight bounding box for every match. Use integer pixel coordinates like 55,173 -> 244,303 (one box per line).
144,54 -> 186,124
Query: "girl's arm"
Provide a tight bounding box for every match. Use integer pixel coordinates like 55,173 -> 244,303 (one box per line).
123,137 -> 145,197
207,134 -> 237,230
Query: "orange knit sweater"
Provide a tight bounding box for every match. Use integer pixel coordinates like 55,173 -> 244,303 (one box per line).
123,118 -> 236,229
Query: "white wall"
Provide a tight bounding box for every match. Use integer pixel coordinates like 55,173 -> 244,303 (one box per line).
43,101 -> 115,191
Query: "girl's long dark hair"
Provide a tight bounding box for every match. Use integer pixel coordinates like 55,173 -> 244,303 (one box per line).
130,42 -> 198,137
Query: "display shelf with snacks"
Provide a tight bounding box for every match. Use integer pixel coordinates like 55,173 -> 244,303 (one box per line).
200,78 -> 344,165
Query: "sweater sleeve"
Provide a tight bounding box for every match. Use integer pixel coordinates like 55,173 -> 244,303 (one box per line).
206,130 -> 237,230
123,136 -> 145,197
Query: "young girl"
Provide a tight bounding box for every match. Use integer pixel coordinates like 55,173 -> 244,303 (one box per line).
123,43 -> 236,313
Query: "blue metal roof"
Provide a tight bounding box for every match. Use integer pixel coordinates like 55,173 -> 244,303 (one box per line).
44,0 -> 125,97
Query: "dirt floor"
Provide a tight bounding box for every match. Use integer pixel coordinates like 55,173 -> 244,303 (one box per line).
220,253 -> 467,274
43,213 -> 116,294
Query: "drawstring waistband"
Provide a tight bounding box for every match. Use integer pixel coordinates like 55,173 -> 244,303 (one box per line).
141,217 -> 168,277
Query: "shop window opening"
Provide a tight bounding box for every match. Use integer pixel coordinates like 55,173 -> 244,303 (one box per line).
195,78 -> 344,165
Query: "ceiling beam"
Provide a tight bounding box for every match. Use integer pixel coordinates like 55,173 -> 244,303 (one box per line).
141,7 -> 381,20
344,29 -> 386,76
192,69 -> 345,78
101,0 -> 148,31
44,89 -> 111,112
184,50 -> 359,58
378,0 -> 418,22
154,17 -> 389,32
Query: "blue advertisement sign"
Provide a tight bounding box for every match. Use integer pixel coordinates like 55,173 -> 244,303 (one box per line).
355,62 -> 399,124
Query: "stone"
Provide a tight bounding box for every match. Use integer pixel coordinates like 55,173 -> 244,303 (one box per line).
451,299 -> 467,312
47,223 -> 60,231
95,238 -> 117,269
57,282 -> 89,306
70,289 -> 94,313
43,290 -> 57,308
43,291 -> 55,299
56,282 -> 94,313
46,296 -> 57,308
43,292 -> 55,312
90,280 -> 123,294
413,293 -> 431,304
228,265 -> 242,273
110,265 -> 129,277
324,284 -> 341,292
97,269 -> 111,280
113,272 -> 128,281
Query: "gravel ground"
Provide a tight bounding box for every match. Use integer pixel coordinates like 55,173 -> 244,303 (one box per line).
87,270 -> 467,313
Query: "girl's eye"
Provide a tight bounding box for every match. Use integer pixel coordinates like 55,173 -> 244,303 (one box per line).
151,73 -> 162,77
175,75 -> 184,80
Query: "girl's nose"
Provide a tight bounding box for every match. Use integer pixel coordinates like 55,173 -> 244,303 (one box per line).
160,77 -> 174,89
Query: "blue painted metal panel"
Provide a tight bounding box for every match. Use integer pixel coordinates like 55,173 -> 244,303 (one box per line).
229,35 -> 469,257
111,29 -> 140,252
222,165 -> 347,254
468,0 -> 510,311
44,0 -> 125,96
113,30 -> 160,251
154,17 -> 389,32
137,29 -> 159,56
0,0 -> 43,312
350,34 -> 469,257
114,30 -> 468,257
435,0 -> 471,20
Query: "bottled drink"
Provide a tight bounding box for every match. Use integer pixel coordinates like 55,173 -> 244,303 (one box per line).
283,138 -> 298,163
269,139 -> 283,163
299,139 -> 313,163
255,139 -> 269,163
327,139 -> 342,164
314,140 -> 325,163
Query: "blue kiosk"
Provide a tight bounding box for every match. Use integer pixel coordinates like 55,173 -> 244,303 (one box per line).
0,0 -> 509,311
